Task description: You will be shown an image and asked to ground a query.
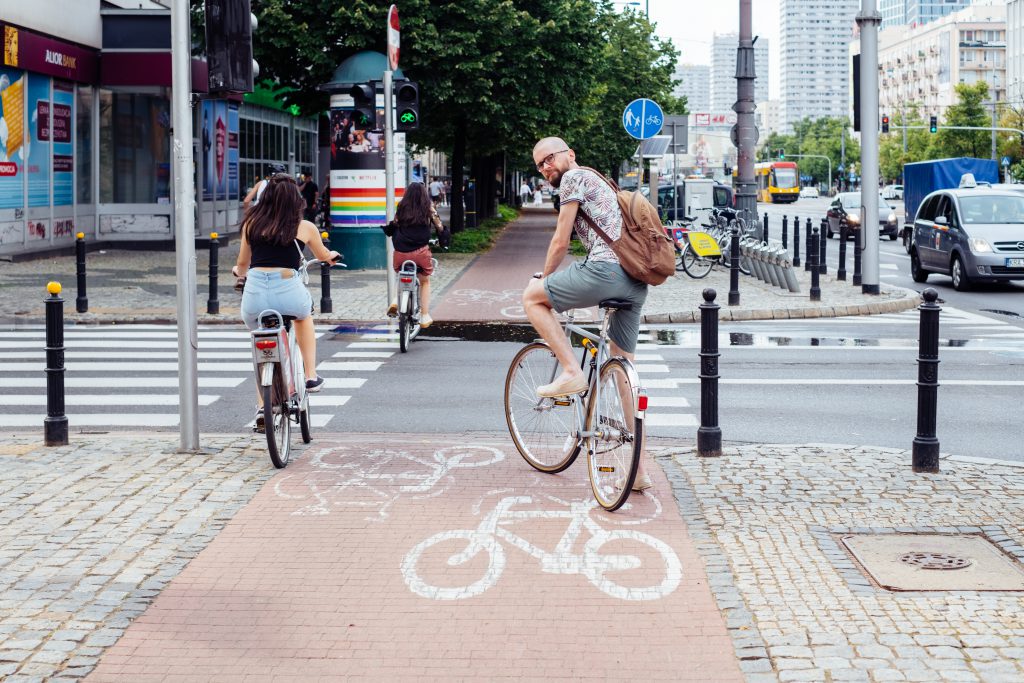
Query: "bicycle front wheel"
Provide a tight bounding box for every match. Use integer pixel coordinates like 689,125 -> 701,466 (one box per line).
585,358 -> 643,511
680,242 -> 714,279
504,342 -> 581,473
264,371 -> 292,469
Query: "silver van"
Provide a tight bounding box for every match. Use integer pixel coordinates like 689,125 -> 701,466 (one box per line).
910,186 -> 1024,290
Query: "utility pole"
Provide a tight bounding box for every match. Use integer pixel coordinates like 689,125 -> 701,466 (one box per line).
857,0 -> 881,296
734,0 -> 758,226
902,105 -> 907,153
992,100 -> 998,162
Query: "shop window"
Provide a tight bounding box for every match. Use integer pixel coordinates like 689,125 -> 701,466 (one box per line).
99,90 -> 171,204
76,86 -> 93,204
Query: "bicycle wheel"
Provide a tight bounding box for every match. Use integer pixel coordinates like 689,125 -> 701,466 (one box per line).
398,302 -> 410,354
504,342 -> 581,473
294,348 -> 312,444
585,358 -> 642,512
680,242 -> 713,279
264,371 -> 292,469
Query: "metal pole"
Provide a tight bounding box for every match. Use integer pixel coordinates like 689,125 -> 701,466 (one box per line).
734,0 -> 758,227
819,217 -> 828,275
207,232 -> 219,314
75,233 -> 88,313
913,288 -> 941,473
44,282 -> 68,447
852,218 -> 863,286
728,226 -> 740,306
763,213 -> 769,243
804,216 -> 811,272
837,222 -> 848,281
901,104 -> 907,153
992,100 -> 998,162
809,227 -> 821,302
793,216 -> 800,267
697,288 -> 722,458
672,121 -> 679,220
782,215 -> 788,249
857,0 -> 881,295
320,231 -> 333,314
171,0 -> 199,452
384,71 -> 397,309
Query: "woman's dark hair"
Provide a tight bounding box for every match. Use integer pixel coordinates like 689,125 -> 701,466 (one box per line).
394,182 -> 433,227
243,174 -> 303,246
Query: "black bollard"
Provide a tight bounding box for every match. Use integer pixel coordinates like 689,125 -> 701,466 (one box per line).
44,282 -> 68,446
809,227 -> 821,302
793,216 -> 800,267
782,215 -> 788,249
697,288 -> 722,457
763,213 -> 769,243
837,220 -> 848,281
804,216 -> 812,271
207,232 -> 220,314
320,231 -> 333,313
75,232 -> 88,313
819,218 -> 828,275
728,226 -> 740,306
853,221 -> 863,286
913,288 -> 941,473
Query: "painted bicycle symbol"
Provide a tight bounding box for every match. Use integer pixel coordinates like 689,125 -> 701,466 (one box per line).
274,444 -> 505,519
401,494 -> 682,601
645,114 -> 662,125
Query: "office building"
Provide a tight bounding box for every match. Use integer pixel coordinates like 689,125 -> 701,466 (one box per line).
1008,0 -> 1024,105
881,1 -> 976,30
673,63 -> 710,113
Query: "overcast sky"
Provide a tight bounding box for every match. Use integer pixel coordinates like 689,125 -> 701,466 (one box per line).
642,0 -> 782,101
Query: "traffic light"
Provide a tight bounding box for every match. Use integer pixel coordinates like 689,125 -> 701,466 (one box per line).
395,81 -> 420,132
881,115 -> 889,134
349,82 -> 378,130
929,115 -> 938,134
206,0 -> 257,94
777,149 -> 785,160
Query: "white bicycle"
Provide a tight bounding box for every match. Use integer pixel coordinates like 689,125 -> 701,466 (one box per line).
401,494 -> 682,601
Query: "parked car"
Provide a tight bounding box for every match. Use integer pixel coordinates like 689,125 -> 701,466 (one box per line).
799,186 -> 820,199
909,180 -> 1024,291
882,184 -> 904,200
826,192 -> 899,239
653,180 -> 734,221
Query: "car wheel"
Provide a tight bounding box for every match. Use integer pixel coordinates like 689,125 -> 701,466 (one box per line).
951,255 -> 972,292
903,231 -> 913,254
910,250 -> 928,283
888,232 -> 897,241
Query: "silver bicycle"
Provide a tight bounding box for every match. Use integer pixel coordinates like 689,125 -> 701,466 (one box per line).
503,300 -> 647,512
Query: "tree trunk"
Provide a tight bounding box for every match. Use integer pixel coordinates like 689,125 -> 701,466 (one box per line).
450,120 -> 466,233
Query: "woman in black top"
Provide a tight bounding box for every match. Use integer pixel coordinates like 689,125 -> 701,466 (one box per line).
385,182 -> 446,327
233,175 -> 341,409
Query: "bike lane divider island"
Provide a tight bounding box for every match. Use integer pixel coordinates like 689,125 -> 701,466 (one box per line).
88,433 -> 742,681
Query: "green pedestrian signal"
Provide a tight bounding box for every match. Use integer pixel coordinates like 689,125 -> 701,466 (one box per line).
929,115 -> 938,134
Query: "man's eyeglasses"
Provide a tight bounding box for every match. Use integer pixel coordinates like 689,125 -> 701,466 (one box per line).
535,149 -> 569,171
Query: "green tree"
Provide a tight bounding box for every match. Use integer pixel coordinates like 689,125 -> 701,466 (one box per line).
879,104 -> 930,181
929,82 -> 990,159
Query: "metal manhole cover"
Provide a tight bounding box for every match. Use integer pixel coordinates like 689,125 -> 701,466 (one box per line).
899,552 -> 972,570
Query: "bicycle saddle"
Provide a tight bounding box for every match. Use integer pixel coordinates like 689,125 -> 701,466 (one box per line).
259,314 -> 296,330
599,298 -> 633,311
716,207 -> 739,219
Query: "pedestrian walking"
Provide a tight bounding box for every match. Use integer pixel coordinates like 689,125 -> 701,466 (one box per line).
519,180 -> 531,206
299,173 -> 319,222
533,184 -> 543,206
429,178 -> 443,207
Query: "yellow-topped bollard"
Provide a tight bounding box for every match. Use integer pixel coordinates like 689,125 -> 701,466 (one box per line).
47,281 -> 62,296
210,231 -> 218,240
75,231 -> 84,239
44,279 -> 68,446
321,231 -> 329,240
75,232 -> 88,312
208,231 -> 221,314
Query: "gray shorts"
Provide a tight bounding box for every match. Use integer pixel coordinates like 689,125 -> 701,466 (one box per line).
543,260 -> 648,353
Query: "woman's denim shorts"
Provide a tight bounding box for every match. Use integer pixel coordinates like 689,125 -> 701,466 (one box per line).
240,270 -> 313,330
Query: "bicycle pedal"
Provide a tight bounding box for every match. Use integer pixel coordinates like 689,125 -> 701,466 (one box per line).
551,398 -> 573,407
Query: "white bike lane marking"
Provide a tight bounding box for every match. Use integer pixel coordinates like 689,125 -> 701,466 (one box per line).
401,490 -> 683,602
441,288 -> 596,321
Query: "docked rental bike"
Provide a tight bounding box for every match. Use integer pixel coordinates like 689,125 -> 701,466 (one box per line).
248,257 -> 342,468
503,300 -> 647,512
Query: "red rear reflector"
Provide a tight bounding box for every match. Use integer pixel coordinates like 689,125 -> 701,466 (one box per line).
255,340 -> 277,350
637,393 -> 648,411
400,277 -> 413,283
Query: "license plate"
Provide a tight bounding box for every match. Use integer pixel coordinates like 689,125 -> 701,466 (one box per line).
1007,258 -> 1024,268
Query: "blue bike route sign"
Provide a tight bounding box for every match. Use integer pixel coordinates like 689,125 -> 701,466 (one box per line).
622,98 -> 664,140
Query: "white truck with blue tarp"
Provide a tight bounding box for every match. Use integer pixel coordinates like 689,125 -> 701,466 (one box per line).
901,157 -> 999,252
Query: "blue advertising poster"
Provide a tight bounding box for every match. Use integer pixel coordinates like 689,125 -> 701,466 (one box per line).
228,101 -> 239,199
0,66 -> 25,210
202,99 -> 229,200
52,81 -> 73,207
27,73 -> 49,207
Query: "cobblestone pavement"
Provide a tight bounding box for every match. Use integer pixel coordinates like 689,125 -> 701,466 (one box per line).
0,434 -> 274,682
664,445 -> 1024,683
0,208 -> 917,325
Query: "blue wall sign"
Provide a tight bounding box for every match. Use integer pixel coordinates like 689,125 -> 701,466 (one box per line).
622,98 -> 664,140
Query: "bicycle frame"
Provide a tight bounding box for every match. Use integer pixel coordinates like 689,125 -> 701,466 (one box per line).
250,309 -> 304,412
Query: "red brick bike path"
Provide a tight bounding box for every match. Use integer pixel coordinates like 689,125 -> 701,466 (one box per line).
433,207 -> 599,323
88,434 -> 740,682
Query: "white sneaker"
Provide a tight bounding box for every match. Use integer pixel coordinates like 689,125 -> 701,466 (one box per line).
536,374 -> 588,398
420,314 -> 434,328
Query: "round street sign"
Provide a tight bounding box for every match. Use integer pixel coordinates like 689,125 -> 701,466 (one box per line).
622,98 -> 664,140
387,4 -> 400,71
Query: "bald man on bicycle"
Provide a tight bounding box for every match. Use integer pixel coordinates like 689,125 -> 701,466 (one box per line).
522,136 -> 652,490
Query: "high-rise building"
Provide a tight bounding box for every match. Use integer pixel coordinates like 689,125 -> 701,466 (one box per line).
1008,0 -> 1024,105
710,33 -> 768,113
881,1 -> 976,30
779,0 -> 860,133
672,63 -> 710,113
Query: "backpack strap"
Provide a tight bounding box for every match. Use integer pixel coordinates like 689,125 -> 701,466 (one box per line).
572,166 -> 620,248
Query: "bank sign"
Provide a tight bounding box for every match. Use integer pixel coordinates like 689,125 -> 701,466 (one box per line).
2,24 -> 98,83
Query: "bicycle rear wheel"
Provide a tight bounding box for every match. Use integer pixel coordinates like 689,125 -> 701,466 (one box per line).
585,358 -> 643,511
398,308 -> 410,353
264,370 -> 292,469
504,342 -> 581,473
680,242 -> 714,279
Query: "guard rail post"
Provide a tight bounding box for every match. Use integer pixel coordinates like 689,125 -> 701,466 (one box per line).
75,232 -> 88,313
697,288 -> 722,457
913,288 -> 941,473
837,220 -> 848,281
207,232 -> 220,314
44,282 -> 68,446
809,227 -> 821,302
819,218 -> 829,275
728,226 -> 740,306
320,231 -> 333,314
793,216 -> 801,267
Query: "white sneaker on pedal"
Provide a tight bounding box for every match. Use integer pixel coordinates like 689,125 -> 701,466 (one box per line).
536,374 -> 588,398
420,314 -> 433,328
